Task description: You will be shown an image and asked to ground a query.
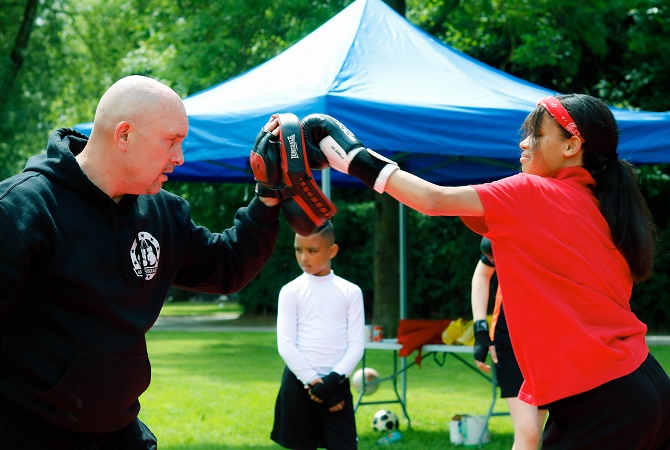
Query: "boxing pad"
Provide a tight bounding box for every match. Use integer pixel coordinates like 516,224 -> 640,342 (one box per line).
250,126 -> 283,196
301,113 -> 398,193
251,113 -> 337,236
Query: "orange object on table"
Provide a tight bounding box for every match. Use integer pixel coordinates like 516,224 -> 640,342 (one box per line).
396,319 -> 452,364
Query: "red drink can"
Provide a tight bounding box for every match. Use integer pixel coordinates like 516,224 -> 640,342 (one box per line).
372,325 -> 384,342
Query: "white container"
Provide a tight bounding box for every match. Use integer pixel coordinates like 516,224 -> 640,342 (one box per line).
449,418 -> 464,444
462,415 -> 490,446
364,325 -> 373,341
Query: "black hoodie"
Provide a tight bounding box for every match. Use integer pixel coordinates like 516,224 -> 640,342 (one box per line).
0,128 -> 280,432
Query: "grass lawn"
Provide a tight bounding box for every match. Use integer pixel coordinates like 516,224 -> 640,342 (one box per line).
160,301 -> 243,317
140,327 -> 670,450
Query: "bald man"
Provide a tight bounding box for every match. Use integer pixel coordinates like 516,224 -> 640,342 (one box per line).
0,76 -> 281,448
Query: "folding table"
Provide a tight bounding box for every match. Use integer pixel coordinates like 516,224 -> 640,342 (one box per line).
354,339 -> 509,447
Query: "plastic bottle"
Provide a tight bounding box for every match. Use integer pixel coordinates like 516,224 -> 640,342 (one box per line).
376,430 -> 402,445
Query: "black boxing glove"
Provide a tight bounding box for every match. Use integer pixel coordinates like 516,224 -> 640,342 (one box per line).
300,113 -> 398,193
325,389 -> 345,410
473,319 -> 493,364
309,372 -> 345,402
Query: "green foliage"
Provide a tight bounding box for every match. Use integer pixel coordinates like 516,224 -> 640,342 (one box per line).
630,165 -> 670,332
407,212 -> 481,320
407,0 -> 670,112
2,0 -> 670,330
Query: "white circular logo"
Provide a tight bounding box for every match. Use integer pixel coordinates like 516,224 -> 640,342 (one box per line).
130,231 -> 160,280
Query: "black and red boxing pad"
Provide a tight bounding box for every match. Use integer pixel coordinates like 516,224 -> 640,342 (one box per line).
250,126 -> 283,196
251,113 -> 337,236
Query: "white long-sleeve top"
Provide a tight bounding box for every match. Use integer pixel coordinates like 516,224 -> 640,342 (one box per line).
276,270 -> 365,385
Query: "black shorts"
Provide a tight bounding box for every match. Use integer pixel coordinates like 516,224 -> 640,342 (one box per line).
0,394 -> 157,450
493,337 -> 525,399
493,328 -> 547,409
542,353 -> 670,449
271,367 -> 358,450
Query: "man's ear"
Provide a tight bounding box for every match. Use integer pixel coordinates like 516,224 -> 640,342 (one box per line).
114,121 -> 131,152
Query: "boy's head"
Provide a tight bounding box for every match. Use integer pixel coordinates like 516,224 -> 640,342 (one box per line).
294,221 -> 338,276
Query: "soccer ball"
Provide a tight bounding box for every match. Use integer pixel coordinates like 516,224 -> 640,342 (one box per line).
372,409 -> 400,432
351,368 -> 381,395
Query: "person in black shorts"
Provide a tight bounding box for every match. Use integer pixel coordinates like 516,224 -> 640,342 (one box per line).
472,237 -> 547,449
271,222 -> 365,449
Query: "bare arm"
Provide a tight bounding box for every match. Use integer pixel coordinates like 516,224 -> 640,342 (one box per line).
471,260 -> 495,321
384,170 -> 484,217
471,259 -> 496,371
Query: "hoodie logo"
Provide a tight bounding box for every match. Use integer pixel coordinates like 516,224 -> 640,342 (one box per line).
130,231 -> 160,280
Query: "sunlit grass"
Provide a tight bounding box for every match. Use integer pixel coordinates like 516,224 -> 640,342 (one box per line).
139,330 -> 670,449
160,301 -> 243,317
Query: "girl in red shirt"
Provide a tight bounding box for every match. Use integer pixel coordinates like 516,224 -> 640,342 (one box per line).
305,94 -> 670,448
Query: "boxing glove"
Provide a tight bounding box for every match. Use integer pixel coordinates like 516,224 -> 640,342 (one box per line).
309,371 -> 345,402
301,113 -> 398,193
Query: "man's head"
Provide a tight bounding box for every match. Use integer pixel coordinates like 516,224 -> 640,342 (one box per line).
86,76 -> 188,199
293,221 -> 338,276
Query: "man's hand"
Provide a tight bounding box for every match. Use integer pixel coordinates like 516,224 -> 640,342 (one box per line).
250,116 -> 282,207
258,196 -> 279,207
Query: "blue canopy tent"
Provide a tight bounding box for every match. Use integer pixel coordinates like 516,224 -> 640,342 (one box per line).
75,0 -> 670,317
76,0 -> 670,185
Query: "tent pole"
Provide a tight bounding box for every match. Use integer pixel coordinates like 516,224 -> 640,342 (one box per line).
399,202 -> 408,417
321,167 -> 331,198
399,203 -> 407,319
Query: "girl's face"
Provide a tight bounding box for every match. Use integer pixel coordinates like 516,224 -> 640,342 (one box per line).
519,115 -> 576,177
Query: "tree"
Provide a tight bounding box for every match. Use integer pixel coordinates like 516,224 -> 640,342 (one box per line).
369,0 -> 407,338
2,0 -> 669,331
0,0 -> 39,110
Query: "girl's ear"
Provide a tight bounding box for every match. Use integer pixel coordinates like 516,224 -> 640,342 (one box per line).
564,135 -> 583,158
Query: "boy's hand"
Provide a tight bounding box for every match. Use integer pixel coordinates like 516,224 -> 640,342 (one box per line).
308,372 -> 344,401
328,399 -> 345,413
305,379 -> 347,412
305,378 -> 324,403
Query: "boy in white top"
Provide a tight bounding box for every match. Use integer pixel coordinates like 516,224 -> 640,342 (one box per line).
271,221 -> 365,450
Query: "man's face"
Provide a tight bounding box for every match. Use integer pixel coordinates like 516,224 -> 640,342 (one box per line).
126,105 -> 188,195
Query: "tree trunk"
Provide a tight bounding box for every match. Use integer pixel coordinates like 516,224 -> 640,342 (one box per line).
0,0 -> 39,111
372,193 -> 400,337
370,0 -> 406,338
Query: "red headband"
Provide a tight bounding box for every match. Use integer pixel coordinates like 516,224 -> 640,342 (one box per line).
538,96 -> 585,143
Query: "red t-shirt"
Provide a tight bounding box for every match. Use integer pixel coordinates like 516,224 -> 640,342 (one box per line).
461,167 -> 648,406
